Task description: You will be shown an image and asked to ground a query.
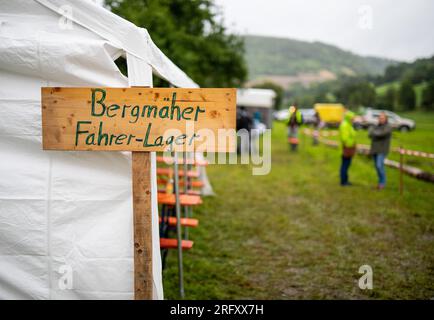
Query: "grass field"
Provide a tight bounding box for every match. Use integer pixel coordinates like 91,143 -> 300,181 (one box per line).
162,117 -> 434,300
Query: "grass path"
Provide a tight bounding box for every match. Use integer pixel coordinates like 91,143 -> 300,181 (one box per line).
163,122 -> 434,299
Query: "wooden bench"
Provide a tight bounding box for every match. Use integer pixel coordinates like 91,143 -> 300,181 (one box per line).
157,167 -> 200,178
158,188 -> 201,196
158,193 -> 202,206
159,217 -> 199,228
157,178 -> 205,188
156,156 -> 208,166
160,238 -> 194,250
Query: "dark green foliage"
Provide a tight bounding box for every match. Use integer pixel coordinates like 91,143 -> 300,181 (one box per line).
105,0 -> 247,87
383,56 -> 434,85
384,86 -> 397,110
336,78 -> 376,109
398,79 -> 416,111
422,80 -> 434,111
376,86 -> 397,110
286,82 -> 340,108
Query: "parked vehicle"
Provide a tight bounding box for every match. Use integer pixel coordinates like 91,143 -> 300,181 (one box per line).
273,108 -> 316,124
273,109 -> 289,121
314,103 -> 345,127
299,108 -> 316,125
353,109 -> 415,132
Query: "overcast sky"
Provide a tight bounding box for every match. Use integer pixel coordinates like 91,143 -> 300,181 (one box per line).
214,0 -> 434,62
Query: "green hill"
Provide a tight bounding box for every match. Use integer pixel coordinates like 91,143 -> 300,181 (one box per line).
244,35 -> 397,81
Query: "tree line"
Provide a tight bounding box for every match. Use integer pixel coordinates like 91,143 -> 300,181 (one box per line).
105,0 -> 247,88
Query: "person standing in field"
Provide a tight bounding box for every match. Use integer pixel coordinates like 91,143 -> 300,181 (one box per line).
287,104 -> 303,151
236,106 -> 253,155
339,111 -> 356,186
312,111 -> 321,145
250,111 -> 262,155
369,112 -> 392,189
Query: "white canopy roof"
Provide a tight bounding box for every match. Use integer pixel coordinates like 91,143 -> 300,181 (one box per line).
0,0 -> 198,88
237,88 -> 276,108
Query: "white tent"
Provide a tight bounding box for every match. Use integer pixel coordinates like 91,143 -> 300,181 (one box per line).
237,89 -> 276,109
237,88 -> 276,128
0,0 -> 198,299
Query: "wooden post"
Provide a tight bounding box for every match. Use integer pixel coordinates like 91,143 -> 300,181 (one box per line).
131,78 -> 153,300
132,151 -> 153,299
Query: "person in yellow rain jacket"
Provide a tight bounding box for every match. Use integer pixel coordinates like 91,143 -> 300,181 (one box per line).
287,104 -> 303,151
339,111 -> 356,186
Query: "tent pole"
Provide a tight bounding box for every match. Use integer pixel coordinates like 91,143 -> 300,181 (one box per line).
174,152 -> 185,297
183,152 -> 188,240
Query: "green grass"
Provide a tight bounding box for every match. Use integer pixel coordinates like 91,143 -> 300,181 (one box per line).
162,120 -> 434,300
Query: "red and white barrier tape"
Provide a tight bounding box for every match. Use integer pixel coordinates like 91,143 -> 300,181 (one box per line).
302,129 -> 434,159
393,147 -> 434,159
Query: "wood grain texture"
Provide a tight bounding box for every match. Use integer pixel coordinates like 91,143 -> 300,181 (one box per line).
132,152 -> 153,300
41,87 -> 236,152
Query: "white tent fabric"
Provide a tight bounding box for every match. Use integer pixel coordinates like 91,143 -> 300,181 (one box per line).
0,0 -> 197,299
237,88 -> 276,108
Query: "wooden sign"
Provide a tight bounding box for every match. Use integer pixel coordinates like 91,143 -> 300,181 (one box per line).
41,87 -> 236,152
41,86 -> 236,300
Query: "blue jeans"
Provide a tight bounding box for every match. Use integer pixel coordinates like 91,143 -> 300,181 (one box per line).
340,156 -> 352,185
373,153 -> 386,185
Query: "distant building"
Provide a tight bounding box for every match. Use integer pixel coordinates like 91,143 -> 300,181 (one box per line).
237,88 -> 276,128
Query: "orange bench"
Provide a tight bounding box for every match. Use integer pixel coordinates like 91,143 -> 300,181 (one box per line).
157,168 -> 200,178
157,178 -> 204,188
185,190 -> 200,196
160,238 -> 194,250
156,156 -> 208,166
158,188 -> 201,196
159,217 -> 199,228
158,193 -> 202,206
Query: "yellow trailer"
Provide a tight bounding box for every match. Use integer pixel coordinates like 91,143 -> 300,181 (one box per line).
314,103 -> 345,126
